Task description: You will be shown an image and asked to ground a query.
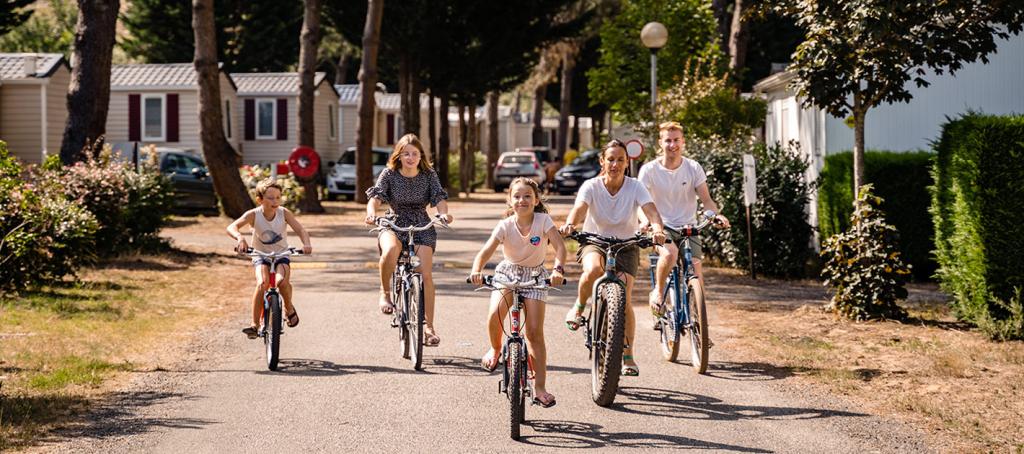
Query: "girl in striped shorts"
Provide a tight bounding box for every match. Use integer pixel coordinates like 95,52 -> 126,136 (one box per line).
469,177 -> 567,408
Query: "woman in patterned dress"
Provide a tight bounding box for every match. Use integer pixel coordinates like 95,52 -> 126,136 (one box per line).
364,133 -> 453,346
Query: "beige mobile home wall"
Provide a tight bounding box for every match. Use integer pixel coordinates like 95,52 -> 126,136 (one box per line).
0,83 -> 43,163
237,95 -> 296,165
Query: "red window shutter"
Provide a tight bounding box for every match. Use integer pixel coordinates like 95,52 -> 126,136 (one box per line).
244,99 -> 255,140
276,98 -> 288,141
128,94 -> 141,141
386,114 -> 395,145
166,93 -> 179,142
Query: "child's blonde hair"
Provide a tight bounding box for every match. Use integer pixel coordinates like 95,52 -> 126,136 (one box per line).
255,178 -> 283,199
504,177 -> 548,217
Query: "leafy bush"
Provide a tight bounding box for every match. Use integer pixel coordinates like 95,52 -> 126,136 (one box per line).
817,150 -> 935,280
657,58 -> 767,142
1,142 -> 98,292
447,151 -> 487,192
931,113 -> 1024,340
687,137 -> 813,278
50,147 -> 174,254
821,185 -> 910,321
240,164 -> 304,210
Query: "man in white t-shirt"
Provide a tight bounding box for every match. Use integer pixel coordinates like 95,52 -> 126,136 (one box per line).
639,122 -> 730,316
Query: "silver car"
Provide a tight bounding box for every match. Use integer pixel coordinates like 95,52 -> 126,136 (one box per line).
493,151 -> 545,192
325,146 -> 391,200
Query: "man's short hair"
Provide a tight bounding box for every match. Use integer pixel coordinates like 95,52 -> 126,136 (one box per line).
659,121 -> 684,134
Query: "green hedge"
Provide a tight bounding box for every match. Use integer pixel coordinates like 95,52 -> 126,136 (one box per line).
931,113 -> 1024,340
817,150 -> 935,280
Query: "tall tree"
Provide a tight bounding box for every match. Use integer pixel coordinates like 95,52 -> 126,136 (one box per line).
774,0 -> 1024,193
296,0 -> 324,213
59,0 -> 119,164
485,90 -> 499,188
727,0 -> 750,72
0,0 -> 32,36
0,0 -> 74,56
192,0 -> 253,217
354,0 -> 383,204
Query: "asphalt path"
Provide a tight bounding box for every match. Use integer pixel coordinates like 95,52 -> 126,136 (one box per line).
47,195 -> 930,453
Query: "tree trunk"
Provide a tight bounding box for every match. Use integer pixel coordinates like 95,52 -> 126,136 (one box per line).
354,0 -> 383,204
398,55 -> 410,132
852,93 -> 866,197
557,58 -> 574,162
511,89 -> 521,117
297,0 -> 323,213
571,115 -> 579,151
532,84 -> 545,146
712,0 -> 731,56
60,0 -> 119,164
457,103 -> 469,195
193,0 -> 253,218
335,51 -> 349,84
428,91 -> 437,170
408,67 -> 422,136
437,93 -> 451,190
727,0 -> 749,73
485,91 -> 499,190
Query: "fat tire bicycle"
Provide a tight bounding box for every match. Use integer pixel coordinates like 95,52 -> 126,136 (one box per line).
468,274 -> 564,440
648,212 -> 716,373
568,231 -> 654,407
245,247 -> 304,371
372,214 -> 449,371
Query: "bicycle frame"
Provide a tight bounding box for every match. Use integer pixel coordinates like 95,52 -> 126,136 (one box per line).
649,216 -> 714,337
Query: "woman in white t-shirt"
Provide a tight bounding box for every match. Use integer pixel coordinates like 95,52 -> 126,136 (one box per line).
469,177 -> 567,408
558,140 -> 667,377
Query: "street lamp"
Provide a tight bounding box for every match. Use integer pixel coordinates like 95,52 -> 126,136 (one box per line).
640,21 -> 667,173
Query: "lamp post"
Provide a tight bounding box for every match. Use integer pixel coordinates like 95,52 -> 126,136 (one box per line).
640,21 -> 667,173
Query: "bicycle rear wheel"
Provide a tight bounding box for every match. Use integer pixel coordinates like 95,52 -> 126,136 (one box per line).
507,340 -> 526,440
659,277 -> 681,361
687,277 -> 709,374
592,282 -> 626,407
397,280 -> 411,360
265,292 -> 282,371
408,275 -> 425,371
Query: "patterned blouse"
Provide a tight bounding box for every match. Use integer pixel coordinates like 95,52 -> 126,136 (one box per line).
366,167 -> 449,249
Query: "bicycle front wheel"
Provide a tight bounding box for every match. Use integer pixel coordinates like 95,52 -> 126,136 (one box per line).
408,275 -> 425,371
659,279 -> 681,361
591,282 -> 626,407
265,293 -> 282,371
507,340 -> 526,440
687,277 -> 709,374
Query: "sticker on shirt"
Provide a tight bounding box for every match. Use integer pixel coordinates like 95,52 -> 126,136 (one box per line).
530,235 -> 542,246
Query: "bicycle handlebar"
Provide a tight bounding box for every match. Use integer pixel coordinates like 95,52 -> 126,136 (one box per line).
371,214 -> 450,234
569,231 -> 654,249
466,274 -> 568,290
243,247 -> 305,258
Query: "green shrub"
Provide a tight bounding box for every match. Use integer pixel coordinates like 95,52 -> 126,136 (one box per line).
447,151 -> 487,192
820,185 -> 910,320
687,137 -> 813,278
817,150 -> 935,280
931,113 -> 1024,340
0,142 -> 98,292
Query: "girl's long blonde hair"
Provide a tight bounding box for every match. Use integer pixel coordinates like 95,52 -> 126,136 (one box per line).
504,177 -> 549,217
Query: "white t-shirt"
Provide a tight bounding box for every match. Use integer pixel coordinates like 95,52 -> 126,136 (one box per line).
575,177 -> 653,239
638,157 -> 707,228
491,213 -> 556,267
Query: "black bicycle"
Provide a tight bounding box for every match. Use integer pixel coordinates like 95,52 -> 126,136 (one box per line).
372,214 -> 449,370
648,213 -> 716,373
245,247 -> 303,371
568,231 -> 654,407
468,274 -> 564,440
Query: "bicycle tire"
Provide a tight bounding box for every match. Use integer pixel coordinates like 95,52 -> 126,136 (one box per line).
409,275 -> 425,371
687,277 -> 709,374
659,277 -> 681,361
592,282 -> 626,407
507,340 -> 525,440
397,279 -> 411,360
265,292 -> 282,371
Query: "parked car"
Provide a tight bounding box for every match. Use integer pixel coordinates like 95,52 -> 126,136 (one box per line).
514,146 -> 553,166
156,148 -> 219,212
494,151 -> 545,192
325,146 -> 391,200
552,149 -> 600,195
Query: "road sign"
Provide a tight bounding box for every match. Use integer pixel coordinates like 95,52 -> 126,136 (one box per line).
742,153 -> 757,207
624,140 -> 644,160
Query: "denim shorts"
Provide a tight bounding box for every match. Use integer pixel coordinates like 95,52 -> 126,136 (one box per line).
252,256 -> 290,267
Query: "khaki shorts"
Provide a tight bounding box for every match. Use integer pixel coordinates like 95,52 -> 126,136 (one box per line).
666,229 -> 704,261
577,244 -> 640,277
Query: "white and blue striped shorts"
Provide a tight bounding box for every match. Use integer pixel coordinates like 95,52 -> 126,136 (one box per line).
494,260 -> 549,301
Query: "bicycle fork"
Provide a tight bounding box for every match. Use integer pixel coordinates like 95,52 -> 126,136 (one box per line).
499,307 -> 534,399
260,264 -> 280,338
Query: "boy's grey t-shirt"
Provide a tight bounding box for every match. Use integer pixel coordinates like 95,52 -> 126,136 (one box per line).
638,157 -> 707,228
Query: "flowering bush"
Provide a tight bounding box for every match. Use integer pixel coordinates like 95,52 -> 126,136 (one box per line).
1,142 -> 98,292
239,163 -> 304,210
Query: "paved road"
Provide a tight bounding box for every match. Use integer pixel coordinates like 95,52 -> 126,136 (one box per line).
48,195 -> 929,453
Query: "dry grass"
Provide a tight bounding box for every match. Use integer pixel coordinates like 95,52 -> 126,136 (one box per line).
0,251 -> 251,450
704,268 -> 1024,452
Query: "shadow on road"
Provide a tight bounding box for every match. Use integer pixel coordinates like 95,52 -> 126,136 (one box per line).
48,391 -> 212,442
704,361 -> 796,381
610,386 -> 866,421
521,419 -> 772,451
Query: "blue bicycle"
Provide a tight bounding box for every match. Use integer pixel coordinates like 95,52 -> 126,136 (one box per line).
648,212 -> 715,373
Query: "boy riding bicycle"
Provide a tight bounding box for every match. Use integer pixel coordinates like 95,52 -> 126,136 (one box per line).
227,179 -> 313,338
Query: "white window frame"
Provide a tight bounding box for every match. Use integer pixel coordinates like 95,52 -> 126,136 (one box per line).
328,104 -> 336,139
337,107 -> 344,144
224,99 -> 232,139
142,93 -> 166,142
256,98 -> 277,140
